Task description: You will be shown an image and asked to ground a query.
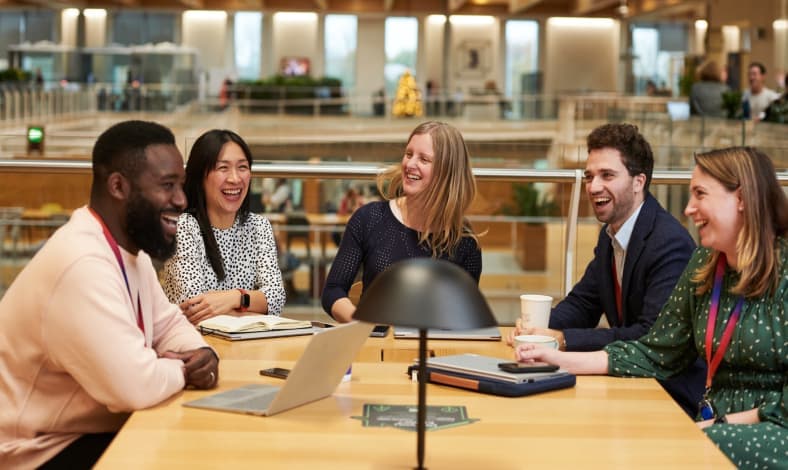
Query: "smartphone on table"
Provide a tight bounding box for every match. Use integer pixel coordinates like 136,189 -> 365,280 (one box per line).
497,362 -> 559,373
370,325 -> 390,337
259,367 -> 290,379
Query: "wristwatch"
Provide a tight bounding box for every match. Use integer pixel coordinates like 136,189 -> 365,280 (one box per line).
238,288 -> 250,312
713,414 -> 728,424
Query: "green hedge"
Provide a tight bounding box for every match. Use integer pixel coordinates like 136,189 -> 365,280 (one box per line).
238,75 -> 343,100
0,68 -> 32,82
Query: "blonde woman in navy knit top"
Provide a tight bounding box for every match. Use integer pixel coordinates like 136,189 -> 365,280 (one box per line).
322,121 -> 482,322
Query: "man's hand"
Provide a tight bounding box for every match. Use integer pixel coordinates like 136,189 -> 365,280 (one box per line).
161,348 -> 219,389
506,319 -> 566,351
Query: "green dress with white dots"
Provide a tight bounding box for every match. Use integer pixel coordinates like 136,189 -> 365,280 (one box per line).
605,238 -> 787,469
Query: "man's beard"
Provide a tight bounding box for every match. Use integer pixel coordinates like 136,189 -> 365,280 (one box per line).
126,189 -> 178,261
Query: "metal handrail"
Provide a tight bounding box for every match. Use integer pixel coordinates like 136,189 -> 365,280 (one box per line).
1,160 -> 786,182
3,159 -> 787,294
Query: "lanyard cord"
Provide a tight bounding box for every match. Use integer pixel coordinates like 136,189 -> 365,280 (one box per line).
89,208 -> 144,333
703,254 -> 744,390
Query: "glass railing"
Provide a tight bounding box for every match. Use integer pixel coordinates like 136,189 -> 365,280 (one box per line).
3,90 -> 787,171
2,159 -> 787,323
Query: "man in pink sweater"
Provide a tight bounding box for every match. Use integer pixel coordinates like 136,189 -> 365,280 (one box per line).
0,120 -> 219,468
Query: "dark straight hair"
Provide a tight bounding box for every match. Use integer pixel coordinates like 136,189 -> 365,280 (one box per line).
184,129 -> 253,280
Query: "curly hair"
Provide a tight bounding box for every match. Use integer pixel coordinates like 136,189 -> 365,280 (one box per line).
586,123 -> 654,192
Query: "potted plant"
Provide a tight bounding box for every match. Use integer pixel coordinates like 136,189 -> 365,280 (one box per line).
503,182 -> 559,271
721,90 -> 743,119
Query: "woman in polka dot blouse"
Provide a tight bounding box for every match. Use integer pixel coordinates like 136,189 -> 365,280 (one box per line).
322,121 -> 482,323
516,147 -> 787,468
163,130 -> 285,324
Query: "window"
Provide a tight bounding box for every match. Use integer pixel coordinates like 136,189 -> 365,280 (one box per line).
112,12 -> 176,45
632,24 -> 687,95
324,14 -> 357,90
385,17 -> 418,94
504,20 -> 539,118
234,12 -> 262,80
0,11 -> 54,73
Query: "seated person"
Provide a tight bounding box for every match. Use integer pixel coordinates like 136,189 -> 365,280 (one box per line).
163,129 -> 285,324
690,60 -> 729,118
509,123 -> 704,416
322,121 -> 482,322
516,147 -> 787,468
0,120 -> 218,468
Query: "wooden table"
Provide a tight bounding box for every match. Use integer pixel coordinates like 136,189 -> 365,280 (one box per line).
204,327 -> 515,363
96,360 -> 731,469
97,331 -> 732,469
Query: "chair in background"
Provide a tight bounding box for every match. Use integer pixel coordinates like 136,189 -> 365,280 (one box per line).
284,213 -> 312,261
0,207 -> 24,259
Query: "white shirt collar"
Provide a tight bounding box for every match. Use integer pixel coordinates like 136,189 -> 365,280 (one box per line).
606,201 -> 644,252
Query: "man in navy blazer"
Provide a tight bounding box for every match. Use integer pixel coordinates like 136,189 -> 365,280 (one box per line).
514,123 -> 705,416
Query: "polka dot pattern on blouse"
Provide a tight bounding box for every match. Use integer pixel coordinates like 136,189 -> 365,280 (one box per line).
162,212 -> 286,316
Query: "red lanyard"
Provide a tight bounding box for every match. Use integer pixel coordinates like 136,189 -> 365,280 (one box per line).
703,254 -> 744,390
89,208 -> 144,334
611,260 -> 623,325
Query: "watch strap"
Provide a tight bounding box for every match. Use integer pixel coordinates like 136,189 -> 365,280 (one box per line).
238,288 -> 250,312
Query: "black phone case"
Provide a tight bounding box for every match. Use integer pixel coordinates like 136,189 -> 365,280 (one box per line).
498,363 -> 559,373
259,368 -> 289,379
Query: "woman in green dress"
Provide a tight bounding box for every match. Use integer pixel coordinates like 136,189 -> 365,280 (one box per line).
516,146 -> 787,468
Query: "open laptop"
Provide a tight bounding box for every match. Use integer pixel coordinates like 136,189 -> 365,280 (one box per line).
183,321 -> 374,416
393,326 -> 501,341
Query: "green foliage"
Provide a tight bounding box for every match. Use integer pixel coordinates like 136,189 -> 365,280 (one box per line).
238,75 -> 343,100
721,90 -> 743,119
678,71 -> 694,97
0,68 -> 32,82
502,182 -> 559,218
763,94 -> 788,124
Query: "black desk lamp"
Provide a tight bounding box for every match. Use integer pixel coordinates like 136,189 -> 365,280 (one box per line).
354,258 -> 497,470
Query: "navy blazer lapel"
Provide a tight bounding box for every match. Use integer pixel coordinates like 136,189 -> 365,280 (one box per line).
621,194 -> 658,298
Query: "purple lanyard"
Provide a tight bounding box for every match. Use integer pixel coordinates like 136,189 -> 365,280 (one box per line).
89,208 -> 144,333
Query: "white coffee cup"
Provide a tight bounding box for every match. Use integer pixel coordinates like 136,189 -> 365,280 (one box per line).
514,334 -> 559,350
520,294 -> 553,328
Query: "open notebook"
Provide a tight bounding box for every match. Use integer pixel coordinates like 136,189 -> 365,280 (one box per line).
198,314 -> 316,341
184,321 -> 374,416
198,314 -> 312,333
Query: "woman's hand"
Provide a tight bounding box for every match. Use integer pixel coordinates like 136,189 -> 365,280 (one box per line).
514,347 -> 610,375
514,343 -> 563,365
180,290 -> 240,325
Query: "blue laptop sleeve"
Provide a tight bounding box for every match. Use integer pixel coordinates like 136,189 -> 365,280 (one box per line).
406,365 -> 576,397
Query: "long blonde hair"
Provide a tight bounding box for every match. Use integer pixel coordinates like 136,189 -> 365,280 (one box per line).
377,121 -> 477,257
692,147 -> 788,297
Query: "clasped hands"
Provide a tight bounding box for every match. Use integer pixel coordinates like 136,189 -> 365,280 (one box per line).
160,347 -> 219,389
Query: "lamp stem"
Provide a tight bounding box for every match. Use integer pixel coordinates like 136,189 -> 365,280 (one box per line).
416,328 -> 427,470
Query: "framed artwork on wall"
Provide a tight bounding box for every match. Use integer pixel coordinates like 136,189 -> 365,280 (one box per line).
456,40 -> 491,78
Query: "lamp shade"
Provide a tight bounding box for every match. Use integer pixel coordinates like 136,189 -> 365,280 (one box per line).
353,258 -> 496,330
